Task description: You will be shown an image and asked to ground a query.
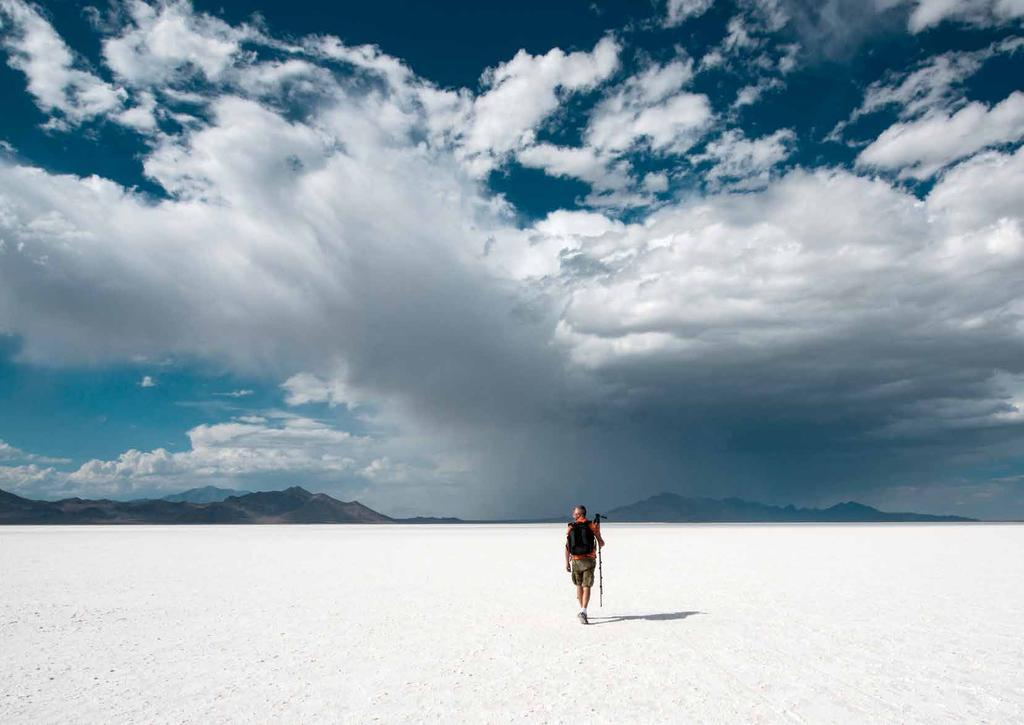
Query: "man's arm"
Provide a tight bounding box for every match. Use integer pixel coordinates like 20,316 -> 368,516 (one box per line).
593,522 -> 605,548
564,543 -> 570,571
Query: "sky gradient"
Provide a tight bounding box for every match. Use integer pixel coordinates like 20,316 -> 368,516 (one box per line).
1,0 -> 1024,518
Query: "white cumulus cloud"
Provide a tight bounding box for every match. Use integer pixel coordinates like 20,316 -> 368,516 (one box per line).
665,0 -> 716,26
101,0 -> 252,86
0,0 -> 124,128
697,128 -> 796,188
0,438 -> 71,464
586,58 -> 711,155
457,36 -> 620,173
897,0 -> 1024,32
857,91 -> 1024,178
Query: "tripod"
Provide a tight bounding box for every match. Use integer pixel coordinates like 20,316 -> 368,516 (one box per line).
594,513 -> 605,607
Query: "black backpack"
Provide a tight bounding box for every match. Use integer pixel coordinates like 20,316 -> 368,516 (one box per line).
567,520 -> 595,555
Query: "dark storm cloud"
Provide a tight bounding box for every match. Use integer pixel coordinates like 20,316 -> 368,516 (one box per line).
1,0 -> 1023,518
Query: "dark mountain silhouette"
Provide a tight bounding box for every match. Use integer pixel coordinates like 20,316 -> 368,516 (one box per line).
399,516 -> 464,524
607,492 -> 976,522
218,488 -> 392,524
161,485 -> 252,503
0,487 -> 53,521
0,487 -> 981,525
0,486 -> 393,524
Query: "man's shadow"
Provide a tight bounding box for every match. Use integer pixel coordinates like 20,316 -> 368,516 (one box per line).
587,611 -> 703,625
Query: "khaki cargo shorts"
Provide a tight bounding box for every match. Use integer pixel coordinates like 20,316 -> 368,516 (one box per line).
570,557 -> 596,587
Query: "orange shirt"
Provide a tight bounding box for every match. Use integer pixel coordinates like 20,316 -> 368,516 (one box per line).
566,518 -> 601,560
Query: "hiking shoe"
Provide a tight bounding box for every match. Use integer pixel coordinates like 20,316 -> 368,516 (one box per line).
578,611 -> 589,625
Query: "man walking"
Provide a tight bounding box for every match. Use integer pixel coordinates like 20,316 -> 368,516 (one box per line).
565,505 -> 605,624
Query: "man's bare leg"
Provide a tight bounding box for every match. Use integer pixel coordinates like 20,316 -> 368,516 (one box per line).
575,584 -> 589,624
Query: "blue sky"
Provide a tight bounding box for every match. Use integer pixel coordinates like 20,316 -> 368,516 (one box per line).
1,0 -> 1023,518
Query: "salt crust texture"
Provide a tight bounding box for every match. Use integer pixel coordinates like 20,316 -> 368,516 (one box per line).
1,523 -> 1022,722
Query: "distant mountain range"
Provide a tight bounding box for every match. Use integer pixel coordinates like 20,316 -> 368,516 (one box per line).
0,487 -> 980,524
606,492 -> 977,522
161,485 -> 253,503
0,486 -> 391,525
